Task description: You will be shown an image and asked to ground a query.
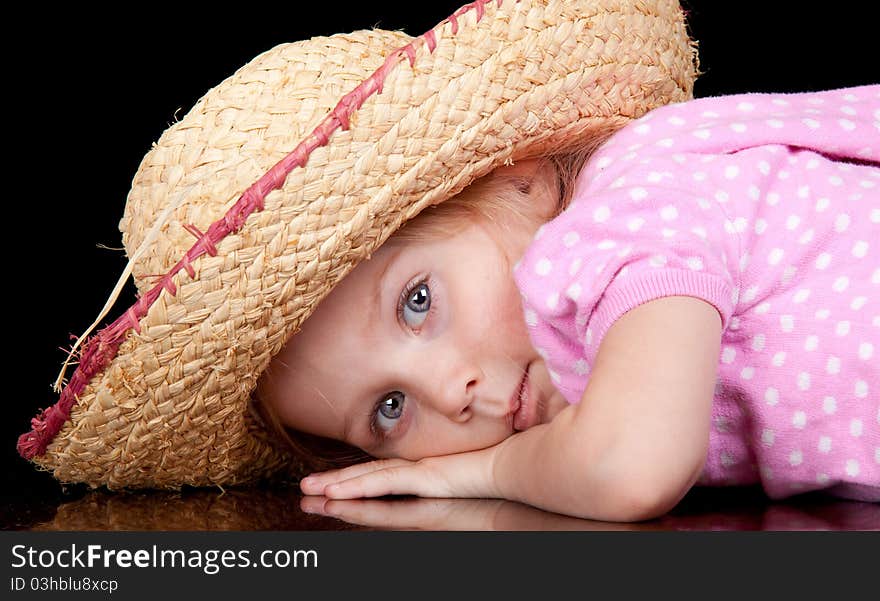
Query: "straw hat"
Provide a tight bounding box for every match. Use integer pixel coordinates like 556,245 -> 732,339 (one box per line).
19,0 -> 697,489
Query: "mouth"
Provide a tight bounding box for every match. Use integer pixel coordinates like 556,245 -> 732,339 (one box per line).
510,364 -> 535,431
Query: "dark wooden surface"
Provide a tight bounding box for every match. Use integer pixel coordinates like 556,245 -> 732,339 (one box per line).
4,475 -> 878,531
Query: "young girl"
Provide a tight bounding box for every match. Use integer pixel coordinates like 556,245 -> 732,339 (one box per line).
259,85 -> 880,521
17,1 -> 877,523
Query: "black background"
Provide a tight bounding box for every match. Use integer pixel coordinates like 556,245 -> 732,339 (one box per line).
5,1 -> 878,504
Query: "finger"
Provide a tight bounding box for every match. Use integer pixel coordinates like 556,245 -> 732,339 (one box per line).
324,463 -> 447,499
320,498 -> 506,531
300,458 -> 413,494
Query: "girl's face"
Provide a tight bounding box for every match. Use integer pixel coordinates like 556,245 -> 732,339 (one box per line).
258,161 -> 569,460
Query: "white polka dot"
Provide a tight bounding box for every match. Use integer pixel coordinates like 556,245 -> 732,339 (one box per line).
789,450 -> 803,466
656,138 -> 674,148
772,351 -> 787,367
755,302 -> 771,314
826,356 -> 841,375
815,309 -> 830,320
797,185 -> 810,199
752,334 -> 766,351
839,118 -> 856,131
741,286 -> 758,302
741,366 -> 755,380
535,258 -> 552,276
832,276 -> 849,293
634,123 -> 651,135
730,123 -> 747,133
549,370 -> 561,384
834,214 -> 850,232
595,156 -> 613,169
765,388 -> 779,405
804,335 -> 818,351
816,473 -> 830,485
797,373 -> 811,392
798,229 -> 814,245
793,289 -> 811,304
660,205 -> 678,221
851,296 -> 868,310
852,240 -> 868,258
850,419 -> 864,437
859,342 -> 874,360
593,206 -> 611,223
835,321 -> 850,336
823,396 -> 837,414
766,192 -> 780,205
860,179 -> 877,189
573,359 -> 589,376
610,177 -> 626,189
855,380 -> 868,398
829,175 -> 843,187
845,459 -> 860,477
785,215 -> 801,230
696,197 -> 711,210
693,129 -> 711,140
649,255 -> 667,268
546,292 -> 559,309
524,309 -> 538,327
871,209 -> 880,223
738,253 -> 750,271
840,105 -> 857,116
584,328 -> 592,346
724,165 -> 740,179
815,197 -> 830,212
876,448 -> 880,464
737,102 -> 755,112
686,257 -> 704,271
729,316 -> 741,330
716,190 -> 730,203
780,315 -> 794,332
793,410 -> 807,428
772,98 -> 790,107
566,283 -> 582,301
761,429 -> 775,446
781,266 -> 797,285
818,436 -> 832,453
688,226 -> 706,241
630,187 -> 648,202
874,269 -> 880,285
768,248 -> 784,265
766,119 -> 784,129
563,231 -> 580,247
802,118 -> 820,129
568,258 -> 581,276
815,253 -> 832,270
721,347 -> 736,364
596,239 -> 616,250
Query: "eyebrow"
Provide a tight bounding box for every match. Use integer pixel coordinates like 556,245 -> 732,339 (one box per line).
364,245 -> 405,339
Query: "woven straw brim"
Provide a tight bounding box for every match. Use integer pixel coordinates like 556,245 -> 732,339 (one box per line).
21,0 -> 697,488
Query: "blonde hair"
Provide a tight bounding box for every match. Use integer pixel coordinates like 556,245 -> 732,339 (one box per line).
255,136 -> 613,476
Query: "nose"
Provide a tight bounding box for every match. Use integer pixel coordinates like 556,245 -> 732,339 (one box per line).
423,354 -> 480,423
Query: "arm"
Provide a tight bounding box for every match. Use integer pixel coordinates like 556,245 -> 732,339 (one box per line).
302,295 -> 721,522
492,295 -> 721,521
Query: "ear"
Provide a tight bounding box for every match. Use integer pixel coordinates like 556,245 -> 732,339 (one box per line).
494,158 -> 542,180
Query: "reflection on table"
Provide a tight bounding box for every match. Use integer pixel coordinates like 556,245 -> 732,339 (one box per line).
13,483 -> 879,531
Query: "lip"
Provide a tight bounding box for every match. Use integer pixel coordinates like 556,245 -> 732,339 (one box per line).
511,364 -> 536,431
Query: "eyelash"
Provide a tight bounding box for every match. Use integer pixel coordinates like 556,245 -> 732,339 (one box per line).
368,275 -> 437,440
396,274 -> 436,331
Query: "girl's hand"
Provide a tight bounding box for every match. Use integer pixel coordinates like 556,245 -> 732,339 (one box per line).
299,445 -> 502,500
299,496 -> 645,531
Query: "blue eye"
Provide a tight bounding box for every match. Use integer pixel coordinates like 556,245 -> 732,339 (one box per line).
374,391 -> 405,432
401,281 -> 431,328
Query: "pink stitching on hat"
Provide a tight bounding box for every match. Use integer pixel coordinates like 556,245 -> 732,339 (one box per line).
18,0 -> 509,461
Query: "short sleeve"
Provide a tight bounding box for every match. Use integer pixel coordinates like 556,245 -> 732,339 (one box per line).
513,155 -> 737,402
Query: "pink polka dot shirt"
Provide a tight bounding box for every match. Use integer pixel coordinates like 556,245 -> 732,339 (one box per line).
514,85 -> 879,502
